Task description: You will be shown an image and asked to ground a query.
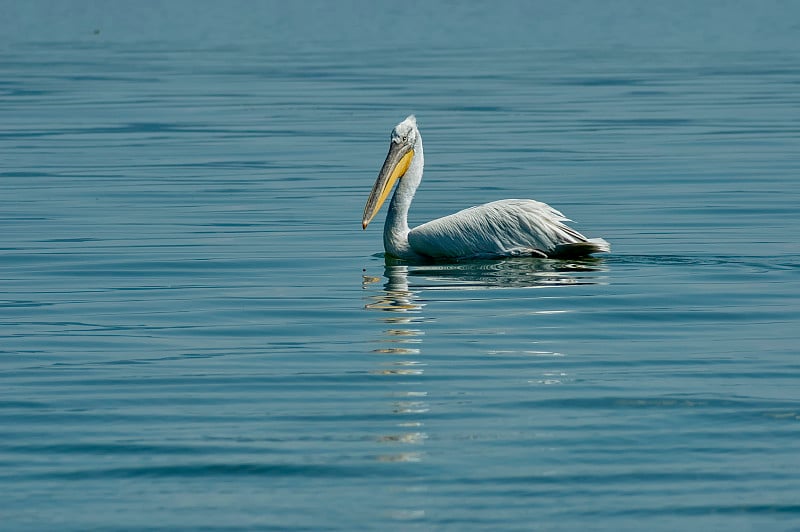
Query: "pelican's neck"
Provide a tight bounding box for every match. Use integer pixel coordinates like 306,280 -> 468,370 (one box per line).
384,134 -> 424,259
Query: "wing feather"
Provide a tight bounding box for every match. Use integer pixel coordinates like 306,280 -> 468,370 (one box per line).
408,199 -> 608,259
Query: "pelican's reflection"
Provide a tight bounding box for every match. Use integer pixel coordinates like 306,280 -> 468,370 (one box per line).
406,256 -> 608,290
362,257 -> 608,522
362,256 -> 607,463
363,262 -> 429,465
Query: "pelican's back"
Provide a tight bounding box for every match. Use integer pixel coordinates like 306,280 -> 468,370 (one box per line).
408,199 -> 609,259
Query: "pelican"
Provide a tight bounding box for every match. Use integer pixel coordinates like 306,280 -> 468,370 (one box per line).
362,115 -> 610,260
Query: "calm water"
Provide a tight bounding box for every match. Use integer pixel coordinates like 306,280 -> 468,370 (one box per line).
2,2 -> 800,530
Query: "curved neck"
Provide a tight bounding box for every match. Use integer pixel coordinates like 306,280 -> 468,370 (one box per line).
384,134 -> 424,259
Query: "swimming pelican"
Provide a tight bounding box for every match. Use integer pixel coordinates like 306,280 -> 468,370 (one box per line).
362,115 -> 610,260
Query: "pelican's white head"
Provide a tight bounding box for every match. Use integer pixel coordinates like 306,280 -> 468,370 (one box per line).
391,115 -> 418,147
362,115 -> 421,229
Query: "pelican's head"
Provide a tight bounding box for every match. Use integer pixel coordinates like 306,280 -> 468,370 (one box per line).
362,115 -> 418,230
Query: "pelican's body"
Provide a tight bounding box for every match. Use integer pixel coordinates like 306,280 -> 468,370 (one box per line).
362,115 -> 609,260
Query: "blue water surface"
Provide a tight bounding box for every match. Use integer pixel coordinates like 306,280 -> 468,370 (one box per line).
2,1 -> 799,530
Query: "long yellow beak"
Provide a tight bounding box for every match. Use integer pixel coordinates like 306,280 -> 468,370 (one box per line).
362,142 -> 414,229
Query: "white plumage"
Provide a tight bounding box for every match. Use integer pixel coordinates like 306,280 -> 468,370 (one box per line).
362,115 -> 609,261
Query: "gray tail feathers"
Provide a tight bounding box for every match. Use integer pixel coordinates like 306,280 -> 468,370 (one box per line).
550,238 -> 610,259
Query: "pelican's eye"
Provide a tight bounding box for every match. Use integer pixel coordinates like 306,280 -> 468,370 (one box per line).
402,135 -> 407,142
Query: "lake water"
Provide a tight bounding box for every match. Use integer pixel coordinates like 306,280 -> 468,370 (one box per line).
2,1 -> 800,530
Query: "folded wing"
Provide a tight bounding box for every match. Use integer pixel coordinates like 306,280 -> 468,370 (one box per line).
408,199 -> 609,259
